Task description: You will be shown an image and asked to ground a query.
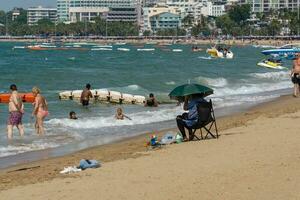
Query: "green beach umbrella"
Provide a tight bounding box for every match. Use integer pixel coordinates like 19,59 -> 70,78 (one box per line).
169,83 -> 213,101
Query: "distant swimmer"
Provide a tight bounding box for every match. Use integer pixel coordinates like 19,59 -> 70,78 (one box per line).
291,53 -> 300,97
32,87 -> 48,136
115,107 -> 131,120
80,84 -> 93,106
7,84 -> 24,139
69,111 -> 78,120
144,93 -> 159,107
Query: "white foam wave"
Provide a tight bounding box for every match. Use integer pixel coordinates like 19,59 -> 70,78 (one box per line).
0,142 -> 59,158
198,56 -> 212,60
250,71 -> 290,81
213,81 -> 291,97
195,76 -> 228,87
165,81 -> 176,85
48,106 -> 183,129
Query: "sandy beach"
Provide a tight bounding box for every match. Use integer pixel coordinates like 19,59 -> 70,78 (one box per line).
0,94 -> 300,199
1,37 -> 299,46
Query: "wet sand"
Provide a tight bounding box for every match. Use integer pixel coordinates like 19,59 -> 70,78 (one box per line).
0,94 -> 300,199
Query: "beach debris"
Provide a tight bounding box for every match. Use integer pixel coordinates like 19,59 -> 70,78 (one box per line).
60,166 -> 82,174
60,159 -> 101,174
79,159 -> 101,170
8,165 -> 40,173
160,132 -> 177,145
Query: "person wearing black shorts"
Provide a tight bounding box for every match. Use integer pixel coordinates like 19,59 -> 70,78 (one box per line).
80,84 -> 93,106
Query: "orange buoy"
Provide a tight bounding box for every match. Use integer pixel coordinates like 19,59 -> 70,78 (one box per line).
0,93 -> 35,103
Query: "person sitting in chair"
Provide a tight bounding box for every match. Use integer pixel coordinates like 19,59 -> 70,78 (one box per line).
176,94 -> 207,141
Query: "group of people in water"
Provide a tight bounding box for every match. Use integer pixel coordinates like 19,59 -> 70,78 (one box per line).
7,84 -> 48,139
6,82 -> 160,139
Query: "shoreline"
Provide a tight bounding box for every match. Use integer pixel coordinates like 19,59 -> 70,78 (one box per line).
1,38 -> 299,46
1,93 -> 300,191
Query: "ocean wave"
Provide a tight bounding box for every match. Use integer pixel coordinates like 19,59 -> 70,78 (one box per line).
195,76 -> 228,87
47,106 -> 182,129
213,81 -> 291,97
250,71 -> 290,81
165,81 -> 176,85
198,56 -> 212,60
0,142 -> 59,158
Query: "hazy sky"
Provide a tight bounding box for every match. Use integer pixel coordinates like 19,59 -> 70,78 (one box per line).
0,0 -> 56,11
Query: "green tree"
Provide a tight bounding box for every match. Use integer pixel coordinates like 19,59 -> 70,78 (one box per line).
228,4 -> 251,25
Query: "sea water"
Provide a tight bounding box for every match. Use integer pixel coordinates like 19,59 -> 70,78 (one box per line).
0,42 -> 293,167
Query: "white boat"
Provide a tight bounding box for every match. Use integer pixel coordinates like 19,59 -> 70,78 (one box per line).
73,45 -> 81,48
206,47 -> 234,59
93,45 -> 113,48
117,48 -> 130,51
257,59 -> 287,70
91,48 -> 112,51
137,48 -> 155,52
12,46 -> 26,49
172,49 -> 183,52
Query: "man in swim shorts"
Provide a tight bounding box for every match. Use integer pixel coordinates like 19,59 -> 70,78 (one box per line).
144,93 -> 158,107
7,84 -> 24,139
80,84 -> 93,106
291,53 -> 300,97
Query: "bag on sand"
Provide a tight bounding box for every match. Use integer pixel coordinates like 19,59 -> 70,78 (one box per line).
79,159 -> 101,170
160,132 -> 176,145
175,133 -> 183,143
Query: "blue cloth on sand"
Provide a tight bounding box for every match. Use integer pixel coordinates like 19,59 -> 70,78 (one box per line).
79,159 -> 101,170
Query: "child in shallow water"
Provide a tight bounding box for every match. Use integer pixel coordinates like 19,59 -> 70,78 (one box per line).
115,108 -> 131,120
69,111 -> 78,120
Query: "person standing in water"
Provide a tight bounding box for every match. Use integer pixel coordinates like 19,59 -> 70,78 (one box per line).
144,93 -> 159,107
32,87 -> 48,135
291,53 -> 300,97
7,84 -> 24,139
80,84 -> 93,106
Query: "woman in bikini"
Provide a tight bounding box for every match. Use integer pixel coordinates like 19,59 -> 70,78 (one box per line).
32,87 -> 48,135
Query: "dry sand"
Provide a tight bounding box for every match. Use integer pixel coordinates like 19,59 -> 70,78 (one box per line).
1,95 -> 300,199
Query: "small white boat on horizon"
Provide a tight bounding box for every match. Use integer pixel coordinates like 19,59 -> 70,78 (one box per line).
91,48 -> 113,51
93,45 -> 113,48
117,48 -> 130,51
172,49 -> 183,52
137,48 -> 155,52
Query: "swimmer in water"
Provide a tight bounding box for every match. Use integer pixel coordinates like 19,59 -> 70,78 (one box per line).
69,111 -> 78,120
32,86 -> 48,136
115,108 -> 131,120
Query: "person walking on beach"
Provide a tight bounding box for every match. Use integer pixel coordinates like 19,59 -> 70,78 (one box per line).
7,84 -> 24,139
291,53 -> 300,97
144,93 -> 158,107
80,84 -> 93,106
32,87 -> 48,135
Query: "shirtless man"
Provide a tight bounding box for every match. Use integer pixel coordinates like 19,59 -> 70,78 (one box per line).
80,84 -> 93,106
291,53 -> 300,97
7,84 -> 24,139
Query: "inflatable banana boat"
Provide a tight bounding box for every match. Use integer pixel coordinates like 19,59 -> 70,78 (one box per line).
59,89 -> 146,105
206,47 -> 234,59
0,93 -> 35,103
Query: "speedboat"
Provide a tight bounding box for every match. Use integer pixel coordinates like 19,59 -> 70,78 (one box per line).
261,43 -> 300,58
206,47 -> 234,59
257,58 -> 286,70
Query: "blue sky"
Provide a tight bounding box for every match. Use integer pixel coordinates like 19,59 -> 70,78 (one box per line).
0,0 -> 56,11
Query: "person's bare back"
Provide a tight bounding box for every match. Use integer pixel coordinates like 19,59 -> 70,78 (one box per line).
294,55 -> 300,73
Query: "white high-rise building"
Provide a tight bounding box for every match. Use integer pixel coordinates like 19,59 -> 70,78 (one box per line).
57,0 -> 141,23
239,0 -> 299,13
57,0 -> 70,22
27,6 -> 57,25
